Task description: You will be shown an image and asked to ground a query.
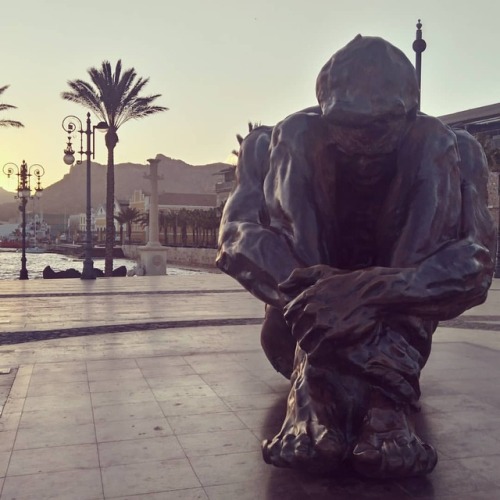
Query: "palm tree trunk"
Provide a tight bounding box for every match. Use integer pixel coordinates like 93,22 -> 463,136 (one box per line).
127,222 -> 132,243
104,144 -> 115,277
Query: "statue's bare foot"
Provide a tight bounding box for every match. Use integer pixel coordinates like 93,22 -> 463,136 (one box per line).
352,405 -> 437,478
262,364 -> 347,473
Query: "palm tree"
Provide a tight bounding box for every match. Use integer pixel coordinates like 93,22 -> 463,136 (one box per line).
136,211 -> 149,242
177,209 -> 189,247
61,60 -> 168,276
114,212 -> 126,245
0,85 -> 23,128
114,206 -> 142,244
158,210 -> 176,245
168,210 -> 178,246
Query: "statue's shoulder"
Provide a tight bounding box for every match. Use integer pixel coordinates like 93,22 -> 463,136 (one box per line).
282,105 -> 322,119
452,127 -> 483,153
401,113 -> 458,154
411,115 -> 487,168
273,106 -> 326,142
414,112 -> 455,135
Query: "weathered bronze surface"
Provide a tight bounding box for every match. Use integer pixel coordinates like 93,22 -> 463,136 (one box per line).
216,35 -> 496,478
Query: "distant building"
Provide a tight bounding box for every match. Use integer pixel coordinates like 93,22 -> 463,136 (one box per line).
439,103 -> 500,132
129,190 -> 146,212
43,213 -> 67,239
157,192 -> 217,211
0,223 -> 18,240
129,189 -> 216,215
94,199 -> 124,242
67,214 -> 82,242
214,167 -> 236,206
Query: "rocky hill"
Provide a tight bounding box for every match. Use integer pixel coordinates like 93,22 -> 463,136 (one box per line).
0,187 -> 16,206
0,155 -> 230,221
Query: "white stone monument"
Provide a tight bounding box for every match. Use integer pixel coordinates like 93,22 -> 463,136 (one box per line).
137,156 -> 168,275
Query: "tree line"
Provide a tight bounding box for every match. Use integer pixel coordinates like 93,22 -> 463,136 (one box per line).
114,205 -> 223,248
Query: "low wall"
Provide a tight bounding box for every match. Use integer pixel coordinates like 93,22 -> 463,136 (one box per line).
166,246 -> 218,269
122,244 -> 217,269
122,245 -> 139,259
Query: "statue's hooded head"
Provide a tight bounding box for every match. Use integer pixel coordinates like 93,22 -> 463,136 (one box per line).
316,35 -> 419,155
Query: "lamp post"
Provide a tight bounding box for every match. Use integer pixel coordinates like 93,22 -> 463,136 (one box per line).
2,161 -> 44,280
62,112 -> 107,280
412,19 -> 427,111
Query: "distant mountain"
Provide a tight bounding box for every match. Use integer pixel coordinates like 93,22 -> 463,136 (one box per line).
0,187 -> 16,205
0,155 -> 230,220
0,188 -> 19,222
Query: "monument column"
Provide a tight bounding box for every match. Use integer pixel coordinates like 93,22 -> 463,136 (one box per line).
147,158 -> 161,245
137,155 -> 168,275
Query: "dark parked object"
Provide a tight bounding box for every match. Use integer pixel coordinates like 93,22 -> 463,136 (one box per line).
43,266 -> 82,279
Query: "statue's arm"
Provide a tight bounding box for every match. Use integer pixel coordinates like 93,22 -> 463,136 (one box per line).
377,119 -> 495,318
283,238 -> 494,357
216,125 -> 302,308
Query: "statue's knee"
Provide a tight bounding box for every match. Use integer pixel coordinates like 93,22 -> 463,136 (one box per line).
261,306 -> 295,379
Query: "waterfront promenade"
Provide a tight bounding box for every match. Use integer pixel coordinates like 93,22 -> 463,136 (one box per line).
0,274 -> 499,499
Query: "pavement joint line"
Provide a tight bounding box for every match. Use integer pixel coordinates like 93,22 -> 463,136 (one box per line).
0,288 -> 246,299
441,317 -> 500,331
0,317 -> 264,345
458,340 -> 500,353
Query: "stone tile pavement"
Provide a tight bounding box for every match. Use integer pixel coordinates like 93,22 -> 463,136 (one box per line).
0,274 -> 498,499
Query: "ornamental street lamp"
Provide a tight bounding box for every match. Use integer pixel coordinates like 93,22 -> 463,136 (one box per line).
2,161 -> 44,280
62,113 -> 107,280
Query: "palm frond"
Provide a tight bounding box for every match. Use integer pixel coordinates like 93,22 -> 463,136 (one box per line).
61,79 -> 105,120
120,76 -> 148,104
118,100 -> 168,126
0,103 -> 17,112
0,119 -> 23,128
62,60 -> 167,130
0,84 -> 23,128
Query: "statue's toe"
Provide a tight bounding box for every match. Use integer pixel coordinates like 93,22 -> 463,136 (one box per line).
352,441 -> 382,466
352,436 -> 437,478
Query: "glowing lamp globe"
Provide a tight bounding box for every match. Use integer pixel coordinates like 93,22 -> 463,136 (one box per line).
63,153 -> 75,165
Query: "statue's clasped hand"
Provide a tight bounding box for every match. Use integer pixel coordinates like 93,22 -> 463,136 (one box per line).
279,266 -> 378,359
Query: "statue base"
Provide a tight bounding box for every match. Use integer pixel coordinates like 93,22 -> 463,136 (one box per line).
137,244 -> 168,276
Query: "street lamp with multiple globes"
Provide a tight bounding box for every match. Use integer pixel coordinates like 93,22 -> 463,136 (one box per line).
2,160 -> 44,280
62,112 -> 107,280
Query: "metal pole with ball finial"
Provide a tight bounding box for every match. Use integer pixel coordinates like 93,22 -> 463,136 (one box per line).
413,19 -> 427,111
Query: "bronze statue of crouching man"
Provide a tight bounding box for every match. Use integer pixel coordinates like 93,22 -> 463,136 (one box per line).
217,35 -> 496,479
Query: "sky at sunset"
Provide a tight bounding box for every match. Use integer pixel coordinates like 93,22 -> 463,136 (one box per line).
1,0 -> 499,190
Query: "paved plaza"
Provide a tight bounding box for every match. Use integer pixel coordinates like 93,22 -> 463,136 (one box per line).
0,273 -> 498,499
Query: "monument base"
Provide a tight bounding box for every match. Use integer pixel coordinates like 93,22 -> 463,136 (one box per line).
137,244 -> 168,276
